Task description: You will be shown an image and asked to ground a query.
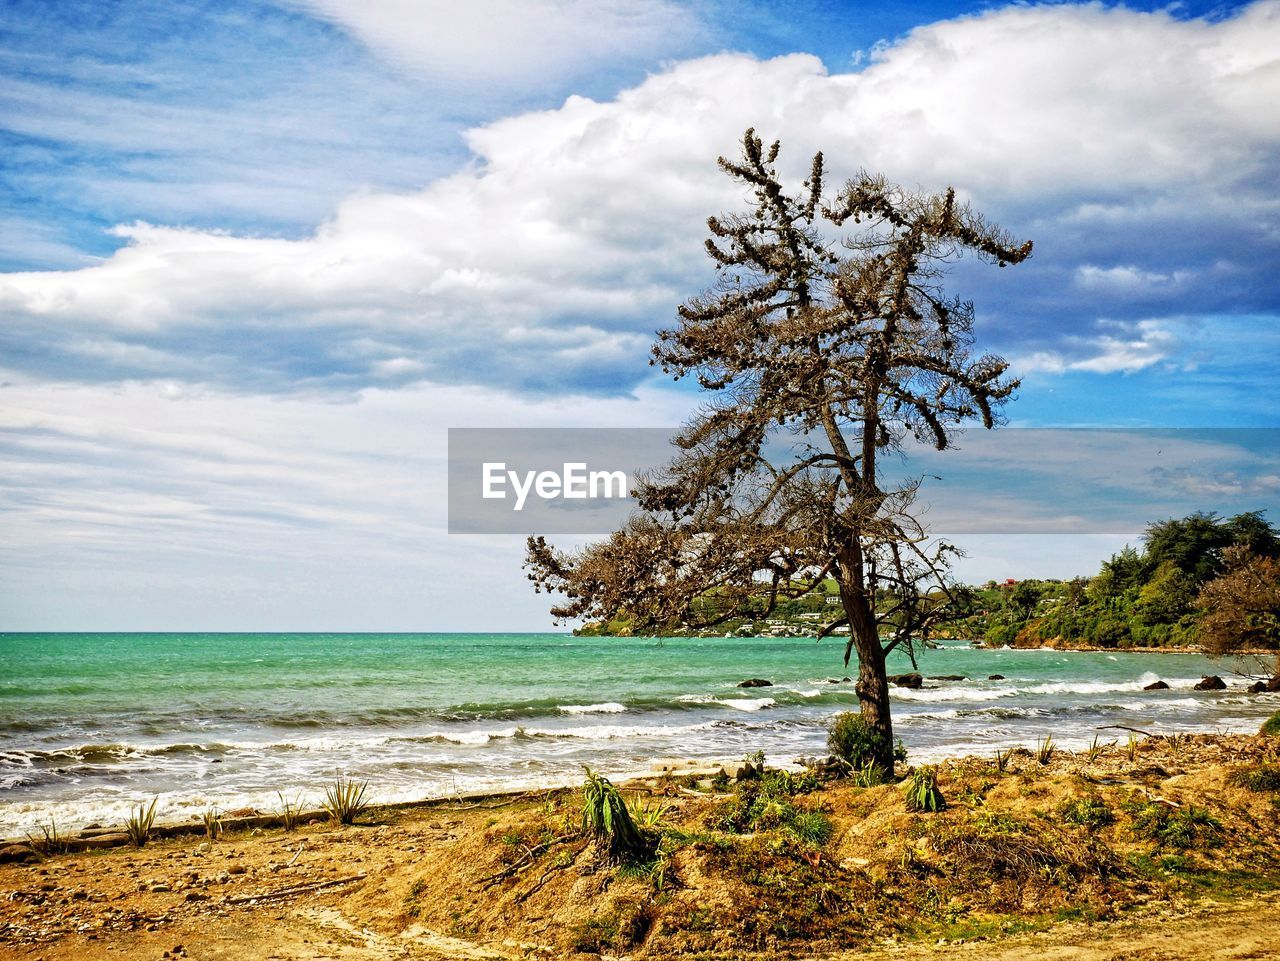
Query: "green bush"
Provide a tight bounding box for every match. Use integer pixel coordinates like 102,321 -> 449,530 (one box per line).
827,712 -> 906,769
1261,710 -> 1280,737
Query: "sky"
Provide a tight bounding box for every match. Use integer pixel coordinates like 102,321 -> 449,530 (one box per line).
1,0 -> 1278,630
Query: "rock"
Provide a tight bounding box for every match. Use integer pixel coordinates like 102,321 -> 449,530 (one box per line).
184,892 -> 207,902
0,844 -> 37,864
1247,681 -> 1267,694
1144,680 -> 1170,691
987,674 -> 1005,680
737,678 -> 773,688
928,675 -> 966,681
1194,675 -> 1227,691
1266,676 -> 1280,692
888,672 -> 923,689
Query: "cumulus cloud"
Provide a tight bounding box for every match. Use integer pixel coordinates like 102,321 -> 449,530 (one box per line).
2,2 -> 1279,395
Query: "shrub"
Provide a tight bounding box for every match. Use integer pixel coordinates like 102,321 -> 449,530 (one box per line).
1060,796 -> 1114,829
581,768 -> 651,864
828,712 -> 906,769
125,798 -> 158,848
903,767 -> 946,812
323,776 -> 370,825
1228,764 -> 1280,793
1261,710 -> 1280,737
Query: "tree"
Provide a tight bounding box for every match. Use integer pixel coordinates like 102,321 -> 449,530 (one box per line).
1196,546 -> 1280,660
525,130 -> 1031,769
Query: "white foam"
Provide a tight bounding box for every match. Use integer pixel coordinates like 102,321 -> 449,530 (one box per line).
558,703 -> 627,715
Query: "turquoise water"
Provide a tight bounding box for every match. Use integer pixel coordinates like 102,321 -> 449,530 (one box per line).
1,632 -> 1276,838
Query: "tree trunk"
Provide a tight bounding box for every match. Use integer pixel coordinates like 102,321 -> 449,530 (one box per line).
837,543 -> 895,771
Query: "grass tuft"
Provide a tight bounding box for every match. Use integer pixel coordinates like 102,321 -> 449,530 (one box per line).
903,766 -> 946,812
125,798 -> 158,848
201,807 -> 223,840
1126,733 -> 1141,762
323,776 -> 370,825
1130,801 -> 1222,849
25,820 -> 67,857
851,759 -> 888,787
277,792 -> 306,831
1036,736 -> 1056,765
1083,735 -> 1110,762
627,794 -> 669,829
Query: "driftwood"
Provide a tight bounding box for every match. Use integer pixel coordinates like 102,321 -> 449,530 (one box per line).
225,872 -> 366,905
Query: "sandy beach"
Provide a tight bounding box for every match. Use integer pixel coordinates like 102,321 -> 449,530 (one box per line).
4,729 -> 1279,960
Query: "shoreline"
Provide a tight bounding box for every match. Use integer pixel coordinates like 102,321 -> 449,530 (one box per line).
3,728 -> 1279,959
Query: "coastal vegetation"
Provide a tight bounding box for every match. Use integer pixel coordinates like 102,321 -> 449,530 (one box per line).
321,777 -> 371,825
957,511 -> 1280,655
5,733 -> 1280,958
579,510 -> 1280,665
527,129 -> 1033,771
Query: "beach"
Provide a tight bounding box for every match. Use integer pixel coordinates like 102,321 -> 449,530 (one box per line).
2,730 -> 1279,960
3,633 -> 1278,842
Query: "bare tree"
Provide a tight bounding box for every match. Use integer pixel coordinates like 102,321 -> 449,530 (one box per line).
526,130 -> 1031,768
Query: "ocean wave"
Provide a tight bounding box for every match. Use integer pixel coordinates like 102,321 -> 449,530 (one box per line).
0,741 -> 231,769
676,694 -> 777,712
558,703 -> 627,715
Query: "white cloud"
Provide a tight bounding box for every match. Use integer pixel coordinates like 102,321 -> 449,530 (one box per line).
290,0 -> 703,88
1016,319 -> 1182,374
0,377 -> 698,629
2,3 -> 1279,396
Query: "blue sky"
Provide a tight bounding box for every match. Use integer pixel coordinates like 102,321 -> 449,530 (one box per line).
1,0 -> 1278,629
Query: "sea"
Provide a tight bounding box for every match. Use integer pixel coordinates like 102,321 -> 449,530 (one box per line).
1,632 -> 1276,839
